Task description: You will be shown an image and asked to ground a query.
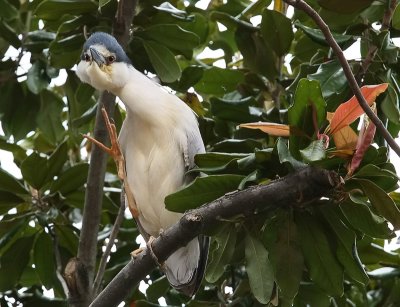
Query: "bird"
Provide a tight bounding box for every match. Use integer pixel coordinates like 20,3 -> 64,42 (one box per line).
76,32 -> 208,296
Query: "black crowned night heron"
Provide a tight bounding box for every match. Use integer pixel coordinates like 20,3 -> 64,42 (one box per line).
76,32 -> 208,296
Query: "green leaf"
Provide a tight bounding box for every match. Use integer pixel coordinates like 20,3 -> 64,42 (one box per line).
356,179 -> 400,230
269,218 -> 304,305
288,79 -> 326,157
393,3 -> 400,30
381,84 -> 400,125
165,174 -> 245,213
138,24 -> 199,59
35,0 -> 97,20
300,140 -> 326,162
296,212 -> 344,296
47,141 -> 69,180
353,164 -> 399,192
235,26 -> 278,80
0,20 -> 21,48
260,9 -> 293,56
319,206 -> 369,285
98,0 -> 111,9
34,232 -> 56,289
318,0 -> 374,14
340,198 -> 393,238
0,0 -> 18,20
295,21 -> 355,47
245,233 -> 274,304
308,61 -> 347,97
206,224 -> 237,283
0,191 -> 24,214
276,138 -> 306,169
27,61 -> 50,94
0,235 -> 35,292
37,90 -> 65,144
210,96 -> 263,122
294,284 -> 330,307
50,163 -> 89,195
20,153 -> 49,189
0,168 -> 27,195
54,225 -> 78,255
194,67 -> 244,95
143,40 -> 181,83
146,276 -> 169,303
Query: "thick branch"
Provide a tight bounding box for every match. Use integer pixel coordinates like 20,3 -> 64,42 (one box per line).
284,0 -> 400,158
68,1 -> 137,306
90,167 -> 341,307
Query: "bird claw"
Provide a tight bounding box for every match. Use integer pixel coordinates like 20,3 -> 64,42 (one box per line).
147,236 -> 165,269
84,107 -> 139,219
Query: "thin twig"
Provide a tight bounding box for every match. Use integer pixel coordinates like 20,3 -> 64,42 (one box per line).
358,0 -> 397,82
48,225 -> 70,297
93,193 -> 126,296
283,0 -> 400,158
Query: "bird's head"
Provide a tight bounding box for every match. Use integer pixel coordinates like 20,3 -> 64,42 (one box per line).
76,32 -> 132,93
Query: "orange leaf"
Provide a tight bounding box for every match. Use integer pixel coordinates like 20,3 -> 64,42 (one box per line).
332,126 -> 358,150
328,83 -> 388,134
239,122 -> 290,137
328,149 -> 354,159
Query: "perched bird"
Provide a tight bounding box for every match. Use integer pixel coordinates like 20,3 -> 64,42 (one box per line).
76,32 -> 208,296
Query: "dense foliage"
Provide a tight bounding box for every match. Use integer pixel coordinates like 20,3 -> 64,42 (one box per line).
0,0 -> 400,306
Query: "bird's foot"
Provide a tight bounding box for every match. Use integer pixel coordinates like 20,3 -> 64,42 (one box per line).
147,236 -> 165,269
84,107 -> 139,218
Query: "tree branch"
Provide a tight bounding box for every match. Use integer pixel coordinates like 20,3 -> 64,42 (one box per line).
283,0 -> 400,158
90,167 -> 342,307
93,193 -> 126,296
67,1 -> 137,306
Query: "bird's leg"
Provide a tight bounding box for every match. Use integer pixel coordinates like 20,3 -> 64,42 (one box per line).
83,107 -> 139,218
146,236 -> 165,269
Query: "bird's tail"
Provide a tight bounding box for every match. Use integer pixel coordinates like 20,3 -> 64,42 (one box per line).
164,235 -> 209,297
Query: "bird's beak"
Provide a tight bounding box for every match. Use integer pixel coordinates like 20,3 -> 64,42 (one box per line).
89,47 -> 106,67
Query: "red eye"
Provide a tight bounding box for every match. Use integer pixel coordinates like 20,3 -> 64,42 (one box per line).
84,53 -> 90,62
107,55 -> 115,63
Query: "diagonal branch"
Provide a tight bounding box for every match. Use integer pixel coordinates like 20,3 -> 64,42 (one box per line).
283,0 -> 400,158
90,167 -> 341,307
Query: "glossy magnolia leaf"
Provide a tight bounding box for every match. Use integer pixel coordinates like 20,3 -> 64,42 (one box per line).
0,235 -> 35,292
269,218 -> 304,305
26,61 -> 50,95
308,61 -> 347,97
296,212 -> 344,296
143,40 -> 181,83
288,78 -> 326,157
50,163 -> 89,195
137,24 -> 199,59
277,138 -> 306,169
194,152 -> 248,170
318,0 -> 374,14
328,83 -> 388,134
0,168 -> 27,195
34,232 -> 56,289
146,276 -> 169,303
340,198 -> 393,239
20,153 -> 49,189
210,96 -> 263,122
299,140 -> 326,162
195,67 -> 244,95
0,0 -> 18,20
98,0 -> 111,9
206,224 -> 237,283
54,225 -> 79,255
35,0 -> 97,20
393,3 -> 400,30
37,90 -> 65,144
295,21 -> 354,47
354,164 -> 398,192
260,9 -> 293,56
381,84 -> 400,124
356,179 -> 400,230
358,241 -> 400,265
239,122 -> 290,136
319,206 -> 368,285
245,233 -> 274,304
0,20 -> 21,48
165,174 -> 245,212
294,284 -> 330,307
235,26 -> 278,80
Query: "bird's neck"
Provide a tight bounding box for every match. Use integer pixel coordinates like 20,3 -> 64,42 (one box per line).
115,67 -> 173,122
